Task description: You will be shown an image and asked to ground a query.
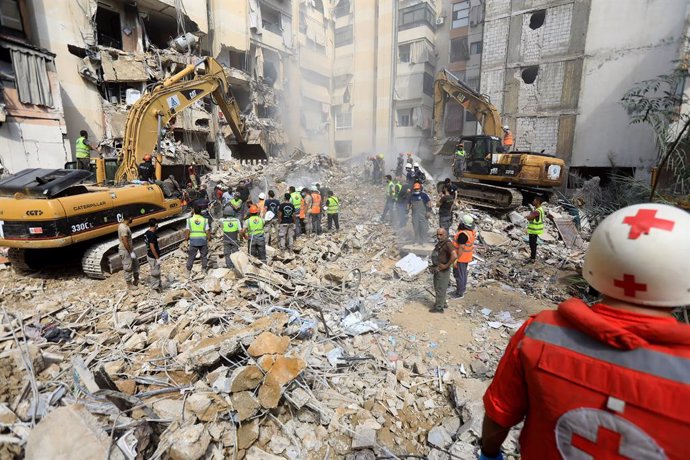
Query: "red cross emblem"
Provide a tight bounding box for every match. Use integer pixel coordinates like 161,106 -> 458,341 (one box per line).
614,274 -> 647,297
572,426 -> 630,460
622,209 -> 675,240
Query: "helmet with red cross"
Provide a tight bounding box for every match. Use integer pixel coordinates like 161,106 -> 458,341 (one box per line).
583,203 -> 690,307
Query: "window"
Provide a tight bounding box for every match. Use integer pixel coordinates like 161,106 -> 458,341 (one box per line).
0,0 -> 23,33
334,0 -> 350,17
399,44 -> 410,63
423,72 -> 434,96
260,4 -> 282,35
96,6 -> 122,49
397,109 -> 412,127
470,41 -> 482,55
334,107 -> 352,130
399,3 -> 435,31
335,25 -> 353,47
452,1 -> 470,29
450,37 -> 469,62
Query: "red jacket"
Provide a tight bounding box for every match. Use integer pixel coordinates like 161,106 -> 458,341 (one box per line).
484,298 -> 690,459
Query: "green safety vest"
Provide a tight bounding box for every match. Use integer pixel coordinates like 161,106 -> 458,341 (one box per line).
290,191 -> 302,209
222,218 -> 240,234
392,181 -> 402,199
230,198 -> 242,209
455,148 -> 466,157
326,196 -> 339,214
75,136 -> 90,159
528,207 -> 545,235
246,216 -> 265,236
188,215 -> 207,238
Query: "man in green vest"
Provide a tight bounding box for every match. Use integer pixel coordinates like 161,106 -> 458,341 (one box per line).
228,193 -> 244,220
326,190 -> 340,232
381,175 -> 396,223
525,196 -> 545,263
289,186 -> 303,238
75,130 -> 94,170
241,204 -> 266,262
221,208 -> 241,269
185,205 -> 210,277
453,142 -> 466,178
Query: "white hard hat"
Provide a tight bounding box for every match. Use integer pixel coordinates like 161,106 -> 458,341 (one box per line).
583,203 -> 690,307
311,186 -> 319,192
297,187 -> 303,192
413,162 -> 420,168
405,163 -> 412,169
258,192 -> 266,200
461,214 -> 474,228
503,125 -> 510,130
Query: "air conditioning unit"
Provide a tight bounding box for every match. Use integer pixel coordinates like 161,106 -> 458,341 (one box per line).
435,16 -> 445,25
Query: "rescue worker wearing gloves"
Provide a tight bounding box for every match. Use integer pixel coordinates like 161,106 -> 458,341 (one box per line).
429,228 -> 457,313
325,190 -> 340,231
138,154 -> 155,183
241,204 -> 267,262
184,205 -> 210,278
309,185 -> 323,235
452,215 -> 475,299
408,182 -> 431,244
525,196 -> 545,263
479,203 -> 690,460
453,143 -> 466,177
220,208 -> 241,269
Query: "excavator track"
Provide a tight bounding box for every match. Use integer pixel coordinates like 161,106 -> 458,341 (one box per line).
453,180 -> 524,211
82,214 -> 190,279
7,248 -> 31,273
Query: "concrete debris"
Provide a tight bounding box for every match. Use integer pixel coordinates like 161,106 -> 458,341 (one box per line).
166,423 -> 211,460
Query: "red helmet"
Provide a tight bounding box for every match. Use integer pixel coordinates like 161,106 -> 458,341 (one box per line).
249,204 -> 259,214
143,154 -> 152,161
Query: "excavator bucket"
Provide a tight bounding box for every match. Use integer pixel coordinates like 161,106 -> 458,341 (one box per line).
432,137 -> 463,156
231,141 -> 268,162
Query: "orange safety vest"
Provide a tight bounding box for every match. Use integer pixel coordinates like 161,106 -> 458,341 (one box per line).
483,298 -> 690,459
503,131 -> 514,146
299,198 -> 306,219
454,229 -> 475,264
257,199 -> 265,215
311,192 -> 321,214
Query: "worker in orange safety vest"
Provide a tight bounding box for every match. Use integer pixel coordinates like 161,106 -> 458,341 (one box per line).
479,203 -> 690,460
451,214 -> 475,299
502,125 -> 513,151
309,185 -> 322,235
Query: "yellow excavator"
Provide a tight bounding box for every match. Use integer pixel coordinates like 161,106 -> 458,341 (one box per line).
433,69 -> 565,210
0,57 -> 265,277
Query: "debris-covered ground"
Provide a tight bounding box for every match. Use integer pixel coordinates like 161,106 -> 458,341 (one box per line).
0,154 -> 586,459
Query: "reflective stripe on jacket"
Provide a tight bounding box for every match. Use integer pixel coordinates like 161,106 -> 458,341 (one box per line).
246,216 -> 265,236
188,215 -> 207,238
455,229 -> 475,264
327,196 -> 339,214
75,137 -> 90,158
528,207 -> 545,235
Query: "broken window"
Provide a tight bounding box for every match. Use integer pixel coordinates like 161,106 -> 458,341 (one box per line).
521,66 -> 539,84
397,108 -> 412,127
144,11 -> 192,50
529,10 -> 546,30
261,3 -> 282,35
0,0 -> 23,34
334,0 -> 351,18
470,41 -> 482,55
96,6 -> 122,49
451,1 -> 470,29
335,25 -> 353,47
100,82 -> 143,105
399,3 -> 435,31
399,44 -> 410,63
450,37 -> 469,62
228,50 -> 248,72
423,72 -> 434,96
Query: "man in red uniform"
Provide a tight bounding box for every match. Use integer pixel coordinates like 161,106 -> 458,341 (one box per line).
480,203 -> 690,460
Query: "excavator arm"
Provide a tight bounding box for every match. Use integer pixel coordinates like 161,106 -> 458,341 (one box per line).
432,69 -> 503,139
115,57 -> 263,183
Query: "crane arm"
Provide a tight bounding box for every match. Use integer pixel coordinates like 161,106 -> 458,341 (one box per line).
432,69 -> 503,139
115,57 -> 248,183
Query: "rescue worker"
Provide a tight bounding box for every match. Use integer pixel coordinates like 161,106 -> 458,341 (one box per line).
138,154 -> 155,183
408,182 -> 431,244
264,190 -> 281,247
453,142 -> 466,177
289,186 -> 303,237
390,176 -> 403,225
395,153 -> 405,177
443,178 -> 458,200
256,192 -> 266,216
452,215 -> 475,299
185,205 -> 210,277
405,163 -> 415,186
412,162 -> 426,184
229,192 -> 244,220
309,185 -> 322,235
381,175 -> 396,222
429,228 -> 457,313
118,216 -> 139,289
143,219 -> 162,292
502,125 -> 513,151
525,196 -> 545,263
480,203 -> 690,460
75,130 -> 94,170
241,204 -> 267,262
438,186 -> 454,232
278,193 -> 296,250
300,187 -> 310,236
220,208 -> 241,269
369,156 -> 382,184
326,190 -> 340,231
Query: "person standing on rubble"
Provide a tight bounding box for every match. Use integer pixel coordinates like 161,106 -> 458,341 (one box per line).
395,153 -> 405,177
525,196 -> 545,263
75,130 -> 95,170
184,205 -> 210,277
289,186 -> 303,238
242,204 -> 267,262
443,178 -> 458,200
438,186 -> 454,232
264,190 -> 281,246
405,163 -> 415,186
429,228 -> 457,313
396,176 -> 409,228
325,190 -> 340,232
301,187 -> 312,236
309,185 -> 323,235
143,218 -> 162,292
453,143 -> 466,178
118,216 -> 139,289
256,192 -> 267,216
278,193 -> 296,250
408,182 -> 431,244
229,192 -> 244,220
452,215 -> 475,299
220,208 -> 241,269
381,175 -> 396,223
480,203 -> 690,460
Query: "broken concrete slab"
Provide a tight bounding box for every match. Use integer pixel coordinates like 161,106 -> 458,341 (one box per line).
351,426 -> 377,449
259,355 -> 306,385
237,419 -> 260,450
481,231 -> 511,246
167,423 -> 211,460
231,391 -> 260,421
258,376 -> 282,409
427,425 -> 453,449
25,404 -> 125,460
394,253 -> 428,278
247,332 -> 290,357
227,365 -> 264,392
